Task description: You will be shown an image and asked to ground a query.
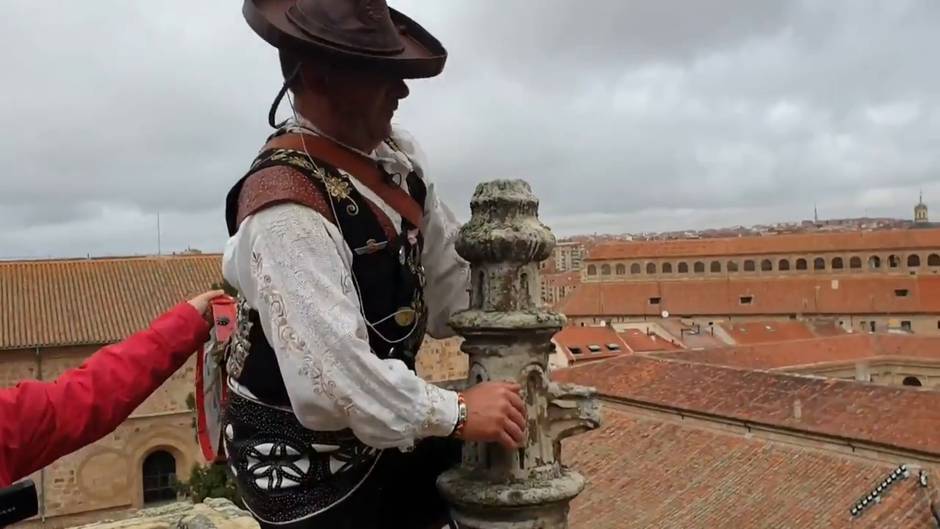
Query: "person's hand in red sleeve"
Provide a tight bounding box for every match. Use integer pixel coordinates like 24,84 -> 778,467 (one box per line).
0,290 -> 225,486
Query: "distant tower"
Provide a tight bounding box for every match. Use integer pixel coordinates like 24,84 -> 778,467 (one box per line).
915,192 -> 929,224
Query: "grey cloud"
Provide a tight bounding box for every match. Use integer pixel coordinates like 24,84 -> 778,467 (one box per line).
1,1 -> 939,258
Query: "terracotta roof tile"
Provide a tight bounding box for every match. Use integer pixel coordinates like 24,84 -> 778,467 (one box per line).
553,326 -> 629,361
560,275 -> 940,317
656,334 -> 940,370
541,271 -> 581,288
565,407 -> 937,529
617,328 -> 681,352
721,320 -> 821,344
553,355 -> 940,455
588,228 -> 940,260
0,255 -> 222,349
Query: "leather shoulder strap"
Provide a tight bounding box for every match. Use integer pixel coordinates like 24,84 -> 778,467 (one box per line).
236,165 -> 335,227
263,133 -> 425,231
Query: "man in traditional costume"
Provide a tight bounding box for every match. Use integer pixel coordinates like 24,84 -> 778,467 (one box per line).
211,1 -> 528,528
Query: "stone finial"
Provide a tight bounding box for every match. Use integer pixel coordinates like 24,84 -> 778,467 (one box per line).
439,179 -> 600,529
455,180 -> 555,265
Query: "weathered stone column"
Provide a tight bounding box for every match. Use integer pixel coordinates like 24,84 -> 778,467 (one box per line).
438,180 -> 601,529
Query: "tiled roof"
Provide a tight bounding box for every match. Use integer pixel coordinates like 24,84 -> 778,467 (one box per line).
0,255 -> 222,349
559,275 -> 940,317
656,319 -> 728,349
655,334 -> 940,370
553,326 -> 629,362
617,328 -> 681,352
721,320 -> 821,344
565,407 -> 937,529
541,271 -> 581,288
587,228 -> 940,260
553,355 -> 940,455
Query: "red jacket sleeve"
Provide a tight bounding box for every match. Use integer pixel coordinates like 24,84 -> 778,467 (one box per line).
0,302 -> 210,486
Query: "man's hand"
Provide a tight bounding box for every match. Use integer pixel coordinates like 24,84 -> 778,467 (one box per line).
187,290 -> 226,322
459,381 -> 527,450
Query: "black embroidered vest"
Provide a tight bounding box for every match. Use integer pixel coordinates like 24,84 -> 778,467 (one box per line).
223,137 -> 428,407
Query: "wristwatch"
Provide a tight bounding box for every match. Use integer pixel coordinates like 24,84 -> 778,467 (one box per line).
451,393 -> 468,438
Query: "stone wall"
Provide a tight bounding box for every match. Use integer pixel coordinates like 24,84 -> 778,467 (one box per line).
67,499 -> 257,529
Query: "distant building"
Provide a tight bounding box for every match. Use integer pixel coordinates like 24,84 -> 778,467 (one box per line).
916,192 -> 929,224
563,228 -> 940,336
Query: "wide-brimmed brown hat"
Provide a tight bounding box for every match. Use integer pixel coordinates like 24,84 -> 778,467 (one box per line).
244,0 -> 446,79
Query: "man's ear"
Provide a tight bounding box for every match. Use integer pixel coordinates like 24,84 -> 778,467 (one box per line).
298,62 -> 334,92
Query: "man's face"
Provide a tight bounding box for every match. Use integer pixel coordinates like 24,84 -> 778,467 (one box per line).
313,65 -> 410,149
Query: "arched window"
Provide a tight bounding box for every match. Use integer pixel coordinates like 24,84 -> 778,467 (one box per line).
908,254 -> 921,268
646,262 -> 657,274
694,261 -> 705,273
902,376 -> 923,387
710,261 -> 721,273
743,260 -> 756,272
888,255 -> 900,268
868,256 -> 881,270
814,257 -> 826,271
678,262 -> 689,274
143,451 -> 177,504
601,264 -> 611,275
587,265 -> 596,276
615,264 -> 626,275
761,259 -> 773,272
796,258 -> 808,271
778,259 -> 791,271
850,257 -> 862,269
929,254 -> 940,267
630,263 -> 641,275
662,262 -> 673,274
832,257 -> 844,270
727,261 -> 739,272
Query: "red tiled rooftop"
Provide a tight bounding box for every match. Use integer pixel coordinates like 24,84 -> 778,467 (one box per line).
553,326 -> 629,361
564,407 -> 937,529
541,271 -> 581,288
655,319 -> 728,350
617,328 -> 681,352
587,228 -> 940,261
560,275 -> 940,317
554,355 -> 940,455
0,255 -> 223,349
721,320 -> 820,344
656,334 -> 940,370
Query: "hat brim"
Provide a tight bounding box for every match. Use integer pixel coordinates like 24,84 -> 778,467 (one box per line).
244,0 -> 446,79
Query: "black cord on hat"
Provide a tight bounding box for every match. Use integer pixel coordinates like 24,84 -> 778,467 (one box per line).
268,63 -> 302,129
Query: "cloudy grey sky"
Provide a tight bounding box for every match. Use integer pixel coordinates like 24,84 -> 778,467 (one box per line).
1,0 -> 938,259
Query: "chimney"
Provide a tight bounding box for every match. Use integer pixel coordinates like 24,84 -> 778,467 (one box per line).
793,399 -> 802,421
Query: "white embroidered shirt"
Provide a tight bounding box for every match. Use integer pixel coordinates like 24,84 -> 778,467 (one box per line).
222,123 -> 469,450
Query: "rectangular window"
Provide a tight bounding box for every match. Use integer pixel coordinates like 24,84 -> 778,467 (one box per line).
895,289 -> 910,297
649,297 -> 661,305
740,296 -> 753,305
569,347 -> 582,355
587,345 -> 602,353
607,344 -> 621,351
901,321 -> 912,332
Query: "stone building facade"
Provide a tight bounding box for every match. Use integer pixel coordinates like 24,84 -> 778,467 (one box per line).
583,228 -> 940,282
564,229 -> 940,338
